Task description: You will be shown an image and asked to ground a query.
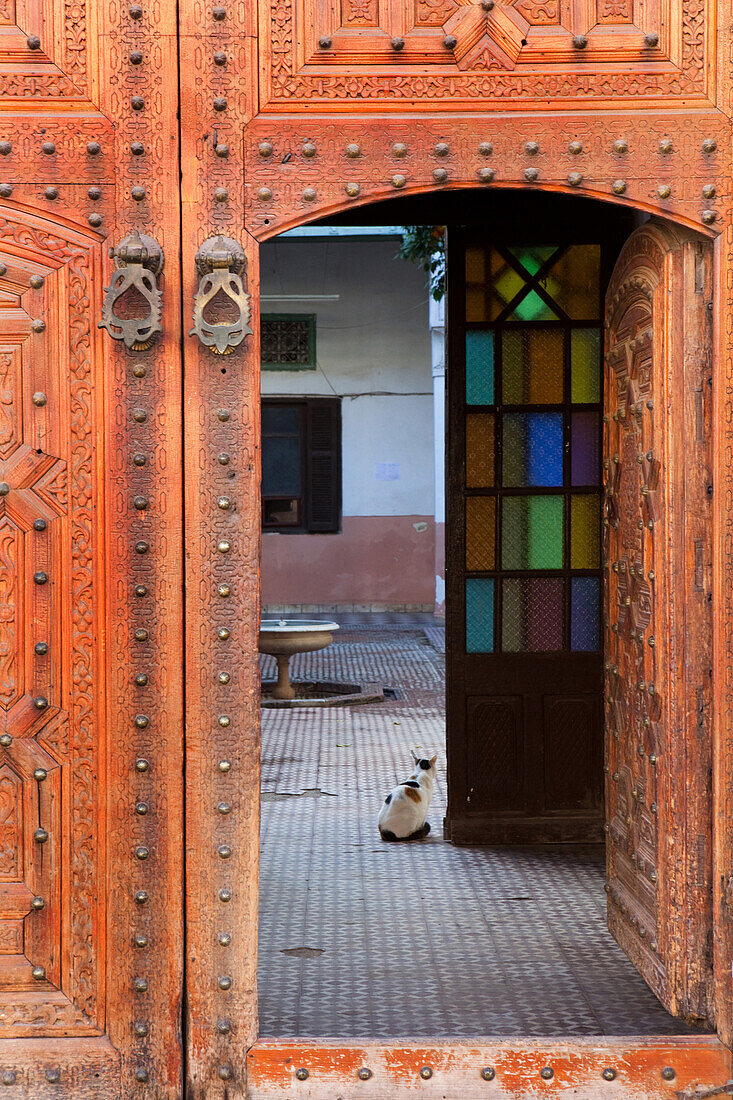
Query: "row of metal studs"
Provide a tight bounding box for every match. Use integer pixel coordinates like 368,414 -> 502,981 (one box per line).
290,1063 -> 680,1082
315,29 -> 661,50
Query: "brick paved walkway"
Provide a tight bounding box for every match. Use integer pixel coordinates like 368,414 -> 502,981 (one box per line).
258,620 -> 700,1038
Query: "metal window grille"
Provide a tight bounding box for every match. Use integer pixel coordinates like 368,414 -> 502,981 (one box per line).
261,313 -> 316,369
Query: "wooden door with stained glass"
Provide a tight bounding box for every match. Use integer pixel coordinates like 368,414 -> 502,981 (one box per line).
446,230 -> 606,844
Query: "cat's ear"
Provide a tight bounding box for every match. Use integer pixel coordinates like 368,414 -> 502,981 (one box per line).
430,754 -> 437,767
411,749 -> 420,763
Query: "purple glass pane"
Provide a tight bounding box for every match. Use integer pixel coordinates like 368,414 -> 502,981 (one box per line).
528,577 -> 564,651
571,411 -> 600,486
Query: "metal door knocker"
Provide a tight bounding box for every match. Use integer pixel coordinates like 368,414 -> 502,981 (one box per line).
189,235 -> 252,355
98,231 -> 164,351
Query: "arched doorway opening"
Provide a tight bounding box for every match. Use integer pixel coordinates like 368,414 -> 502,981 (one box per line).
255,188 -> 715,1040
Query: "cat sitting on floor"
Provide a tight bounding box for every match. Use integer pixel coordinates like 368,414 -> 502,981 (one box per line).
378,750 -> 437,842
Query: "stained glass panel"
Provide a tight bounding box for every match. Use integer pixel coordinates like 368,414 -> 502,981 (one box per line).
507,289 -> 559,322
502,495 -> 564,570
503,413 -> 563,487
466,497 -> 495,571
546,245 -> 601,320
466,413 -> 494,488
571,411 -> 600,486
502,329 -> 564,404
466,331 -> 494,404
571,329 -> 601,403
571,577 -> 601,651
503,577 -> 564,652
466,578 -> 495,653
571,494 -> 600,569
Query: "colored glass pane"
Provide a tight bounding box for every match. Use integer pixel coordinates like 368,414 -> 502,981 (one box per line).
546,245 -> 601,320
507,246 -> 558,278
466,413 -> 494,487
502,495 -> 564,570
571,577 -> 601,651
571,412 -> 600,486
466,497 -> 495,571
502,329 -> 564,404
508,289 -> 559,322
502,577 -> 564,652
466,578 -> 495,653
570,494 -> 600,568
503,413 -> 563,487
466,331 -> 494,404
571,329 -> 601,403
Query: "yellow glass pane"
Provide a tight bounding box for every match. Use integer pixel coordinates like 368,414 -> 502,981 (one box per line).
503,329 -> 563,404
571,329 -> 601,403
571,494 -> 600,569
466,496 -> 495,571
466,413 -> 494,488
546,245 -> 601,320
465,247 -> 486,282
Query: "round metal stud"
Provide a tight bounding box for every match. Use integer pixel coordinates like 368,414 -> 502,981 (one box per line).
0,143 -> 10,156
702,138 -> 717,154
27,34 -> 41,49
218,801 -> 232,814
218,845 -> 232,859
602,1067 -> 617,1081
702,184 -> 716,199
568,140 -> 583,154
392,142 -> 407,157
34,696 -> 48,710
32,965 -> 46,980
134,1022 -> 149,1037
661,1067 -> 676,1081
129,49 -> 143,64
477,142 -> 493,156
31,896 -> 45,910
218,1066 -> 233,1081
132,186 -> 146,201
345,183 -> 360,198
135,846 -> 149,860
478,167 -> 495,183
87,141 -> 101,156
443,34 -> 457,48
295,1068 -> 309,1081
525,141 -> 539,155
45,186 -> 58,200
129,4 -> 143,17
218,975 -> 232,990
481,0 -> 494,8
219,888 -> 232,902
132,364 -> 146,378
540,1067 -> 554,1080
0,483 -> 8,496
217,496 -> 231,510
34,828 -> 49,843
302,142 -> 316,157
135,540 -> 149,555
391,36 -> 405,49
613,139 -> 628,154
134,628 -> 149,641
433,168 -> 448,183
0,735 -> 10,748
0,185 -> 12,199
133,409 -> 148,424
657,184 -> 671,199
218,672 -> 231,684
135,801 -> 149,815
702,210 -> 716,225
214,186 -> 229,202
131,95 -> 145,110
33,517 -> 47,531
420,1067 -> 433,1080
572,34 -> 587,48
644,31 -> 659,47
135,1068 -> 149,1083
392,174 -> 406,188
218,584 -> 231,597
35,642 -> 49,655
219,932 -> 232,946
135,890 -> 148,904
214,50 -> 227,65
219,759 -> 232,772
358,1068 -> 373,1080
34,770 -> 48,785
133,453 -> 147,466
134,935 -> 149,950
218,627 -> 231,640
31,318 -> 46,334
481,1067 -> 496,1080
659,138 -> 673,153
215,143 -> 230,158
257,187 -> 273,202
612,179 -> 627,195
134,977 -> 148,992
45,1070 -> 61,1084
217,540 -> 231,553
213,5 -> 226,18
345,143 -> 360,158
568,171 -> 583,187
42,142 -> 56,155
218,715 -> 231,727
131,142 -> 145,156
135,758 -> 150,773
134,714 -> 149,729
29,274 -> 44,289
302,187 -> 316,202
318,36 -> 332,48
134,671 -> 149,684
524,167 -> 538,182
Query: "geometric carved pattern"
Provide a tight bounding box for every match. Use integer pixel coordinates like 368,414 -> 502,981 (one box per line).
466,697 -> 519,808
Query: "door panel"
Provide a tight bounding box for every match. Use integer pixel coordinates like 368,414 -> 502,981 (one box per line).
604,221 -> 714,1023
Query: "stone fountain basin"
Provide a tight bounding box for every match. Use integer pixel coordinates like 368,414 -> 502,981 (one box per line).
258,619 -> 340,657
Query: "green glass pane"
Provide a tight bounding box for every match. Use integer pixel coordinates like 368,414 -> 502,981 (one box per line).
466,578 -> 494,653
546,245 -> 601,320
502,495 -> 564,570
571,329 -> 601,403
502,329 -> 563,404
571,494 -> 600,569
508,289 -> 559,322
466,331 -> 494,404
507,246 -> 558,278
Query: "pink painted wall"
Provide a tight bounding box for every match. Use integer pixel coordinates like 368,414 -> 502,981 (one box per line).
261,516 -> 436,607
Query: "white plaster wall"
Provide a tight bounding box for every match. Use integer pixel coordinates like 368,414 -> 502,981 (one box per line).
260,236 -> 433,519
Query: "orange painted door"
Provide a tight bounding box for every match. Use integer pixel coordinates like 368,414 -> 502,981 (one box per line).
604,221 -> 714,1024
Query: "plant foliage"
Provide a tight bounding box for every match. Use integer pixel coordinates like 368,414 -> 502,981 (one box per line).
398,226 -> 446,301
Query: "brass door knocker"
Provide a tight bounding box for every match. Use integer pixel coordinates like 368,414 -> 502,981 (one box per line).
189,235 -> 252,355
98,231 -> 164,351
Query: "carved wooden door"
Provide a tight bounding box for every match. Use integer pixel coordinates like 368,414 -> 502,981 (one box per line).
604,221 -> 714,1024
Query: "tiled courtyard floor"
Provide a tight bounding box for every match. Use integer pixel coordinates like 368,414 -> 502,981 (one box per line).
258,618 -> 700,1038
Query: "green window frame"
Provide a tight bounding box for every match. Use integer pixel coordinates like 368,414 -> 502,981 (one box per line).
261,313 -> 317,371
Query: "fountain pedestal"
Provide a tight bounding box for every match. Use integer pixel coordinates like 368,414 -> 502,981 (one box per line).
258,619 -> 340,700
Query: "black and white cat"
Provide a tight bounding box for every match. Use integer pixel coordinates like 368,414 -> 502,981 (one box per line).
378,750 -> 437,841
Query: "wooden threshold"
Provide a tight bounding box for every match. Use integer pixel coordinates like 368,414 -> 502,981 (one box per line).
247,1037 -> 731,1099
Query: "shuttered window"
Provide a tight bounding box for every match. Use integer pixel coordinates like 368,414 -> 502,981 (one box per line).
261,397 -> 341,532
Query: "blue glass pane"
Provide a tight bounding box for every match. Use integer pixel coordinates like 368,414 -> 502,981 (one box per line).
571,576 -> 600,651
466,578 -> 495,653
503,413 -> 563,487
466,331 -> 494,405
